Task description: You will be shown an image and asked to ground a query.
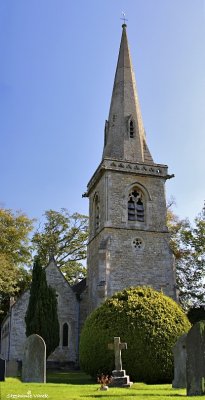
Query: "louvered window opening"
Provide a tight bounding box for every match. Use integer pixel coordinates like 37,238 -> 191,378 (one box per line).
128,190 -> 144,222
130,120 -> 134,138
96,205 -> 100,230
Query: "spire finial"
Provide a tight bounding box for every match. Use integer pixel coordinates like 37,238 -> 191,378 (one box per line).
121,11 -> 128,27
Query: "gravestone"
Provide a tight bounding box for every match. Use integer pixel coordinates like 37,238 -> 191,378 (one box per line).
108,337 -> 132,387
172,334 -> 187,388
0,357 -> 6,381
6,360 -> 19,377
186,320 -> 205,396
22,334 -> 46,383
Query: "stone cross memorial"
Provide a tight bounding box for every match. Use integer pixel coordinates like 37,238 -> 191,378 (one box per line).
0,357 -> 6,381
22,334 -> 46,383
186,321 -> 205,396
108,336 -> 127,371
108,337 -> 132,387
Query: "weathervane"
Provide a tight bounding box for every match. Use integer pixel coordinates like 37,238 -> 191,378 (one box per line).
121,11 -> 128,25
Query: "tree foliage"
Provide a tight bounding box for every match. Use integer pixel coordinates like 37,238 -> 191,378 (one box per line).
167,203 -> 205,310
25,257 -> 59,358
0,206 -> 88,323
32,209 -> 88,283
0,208 -> 33,323
0,208 -> 34,266
167,207 -> 190,261
80,287 -> 190,383
0,253 -> 31,314
0,254 -> 17,294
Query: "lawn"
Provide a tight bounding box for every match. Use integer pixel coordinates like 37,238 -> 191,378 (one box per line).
0,371 -> 204,400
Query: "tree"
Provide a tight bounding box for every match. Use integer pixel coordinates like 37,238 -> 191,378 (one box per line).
32,209 -> 88,283
167,203 -> 205,310
80,287 -> 190,383
0,208 -> 34,266
0,254 -> 32,324
25,257 -> 59,358
176,205 -> 205,309
0,254 -> 17,294
0,208 -> 34,323
166,206 -> 190,261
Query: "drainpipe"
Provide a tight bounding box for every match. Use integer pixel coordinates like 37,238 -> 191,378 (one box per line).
7,297 -> 15,361
8,308 -> 12,361
76,295 -> 81,367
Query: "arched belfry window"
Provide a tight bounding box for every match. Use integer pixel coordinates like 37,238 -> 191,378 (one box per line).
128,188 -> 144,222
129,119 -> 135,138
62,322 -> 69,347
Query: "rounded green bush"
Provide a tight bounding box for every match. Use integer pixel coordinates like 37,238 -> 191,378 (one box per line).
80,287 -> 190,383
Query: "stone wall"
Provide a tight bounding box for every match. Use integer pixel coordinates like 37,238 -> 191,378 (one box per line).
1,260 -> 79,363
7,291 -> 30,361
89,166 -> 169,235
45,261 -> 79,363
87,165 -> 176,312
79,287 -> 89,332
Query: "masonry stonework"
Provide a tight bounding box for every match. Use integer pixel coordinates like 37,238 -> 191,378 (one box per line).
1,24 -> 177,366
1,261 -> 80,364
87,24 -> 176,312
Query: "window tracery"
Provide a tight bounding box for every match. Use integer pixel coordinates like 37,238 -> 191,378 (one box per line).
133,238 -> 144,250
128,188 -> 144,222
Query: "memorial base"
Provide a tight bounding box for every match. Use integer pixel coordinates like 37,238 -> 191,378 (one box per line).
109,369 -> 133,388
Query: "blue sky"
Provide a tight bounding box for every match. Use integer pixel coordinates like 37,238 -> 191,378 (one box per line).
0,0 -> 205,225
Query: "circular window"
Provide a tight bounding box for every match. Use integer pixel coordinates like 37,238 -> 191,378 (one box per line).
133,238 -> 144,250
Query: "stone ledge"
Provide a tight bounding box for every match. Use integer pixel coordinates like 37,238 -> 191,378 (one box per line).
86,158 -> 173,195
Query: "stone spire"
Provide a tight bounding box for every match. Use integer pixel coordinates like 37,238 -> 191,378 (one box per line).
103,24 -> 153,164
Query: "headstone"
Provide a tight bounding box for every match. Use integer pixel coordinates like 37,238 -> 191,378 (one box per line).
186,320 -> 205,396
108,337 -> 132,387
172,334 -> 187,388
6,360 -> 19,377
22,334 -> 46,383
0,357 -> 6,381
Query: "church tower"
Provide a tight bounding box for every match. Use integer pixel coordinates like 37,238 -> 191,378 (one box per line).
86,24 -> 176,312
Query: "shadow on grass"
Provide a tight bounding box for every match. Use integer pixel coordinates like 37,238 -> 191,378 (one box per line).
46,371 -> 95,385
46,372 -> 186,397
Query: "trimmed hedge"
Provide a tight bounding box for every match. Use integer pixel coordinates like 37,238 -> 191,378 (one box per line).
80,287 -> 190,383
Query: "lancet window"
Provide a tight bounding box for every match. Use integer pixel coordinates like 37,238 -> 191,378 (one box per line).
128,188 -> 144,222
62,322 -> 69,347
96,204 -> 100,230
94,193 -> 100,231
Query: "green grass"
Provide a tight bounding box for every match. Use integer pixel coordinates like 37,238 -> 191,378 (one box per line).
0,371 -> 204,400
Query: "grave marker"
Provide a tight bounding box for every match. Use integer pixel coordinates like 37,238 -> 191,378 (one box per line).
108,337 -> 132,387
22,334 -> 46,383
186,321 -> 205,396
0,357 -> 6,381
172,333 -> 187,388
